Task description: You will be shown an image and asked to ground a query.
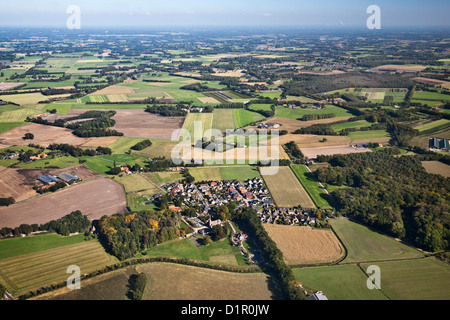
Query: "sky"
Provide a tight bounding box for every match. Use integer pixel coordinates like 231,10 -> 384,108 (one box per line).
0,0 -> 449,29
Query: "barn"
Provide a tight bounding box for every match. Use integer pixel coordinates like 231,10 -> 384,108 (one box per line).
38,175 -> 60,185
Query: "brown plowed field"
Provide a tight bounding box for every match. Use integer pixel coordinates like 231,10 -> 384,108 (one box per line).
0,177 -> 128,228
0,165 -> 100,203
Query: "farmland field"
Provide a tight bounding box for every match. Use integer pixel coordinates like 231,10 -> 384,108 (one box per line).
347,130 -> 391,140
330,120 -> 372,132
0,122 -> 25,134
107,137 -> 148,154
0,240 -> 116,295
300,145 -> 372,159
137,263 -> 272,300
0,233 -> 85,260
290,164 -> 333,208
182,112 -> 214,140
189,166 -> 261,182
275,105 -> 352,119
212,109 -> 235,132
330,218 -> 424,263
0,177 -> 128,228
360,258 -> 450,300
415,119 -> 450,133
34,267 -> 136,300
262,166 -> 315,208
293,265 -> 387,300
264,224 -> 344,265
421,161 -> 450,178
233,109 -> 265,128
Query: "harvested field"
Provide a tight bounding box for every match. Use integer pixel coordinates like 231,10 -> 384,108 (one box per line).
301,145 -> 372,159
59,108 -> 185,140
0,82 -> 23,90
259,116 -> 351,133
262,166 -> 315,208
87,85 -> 135,96
0,240 -> 115,295
0,165 -> 100,203
33,267 -> 136,300
0,123 -> 90,147
421,161 -> 450,178
79,136 -> 121,148
368,65 -> 427,73
0,177 -> 128,228
264,224 -> 344,265
412,77 -> 450,90
197,96 -> 220,104
137,263 -> 273,300
278,134 -> 351,149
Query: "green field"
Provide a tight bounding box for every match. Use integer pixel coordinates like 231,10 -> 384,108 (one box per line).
233,109 -> 265,128
182,112 -> 214,140
212,109 -> 235,133
293,264 -> 387,300
361,258 -> 450,300
0,240 -> 116,295
248,104 -> 273,112
413,91 -> 450,101
331,120 -> 372,132
347,130 -> 391,140
0,122 -> 26,134
275,105 -> 352,119
0,234 -> 86,260
415,119 -> 450,133
330,219 -> 424,263
145,237 -> 246,266
108,137 -> 148,154
290,164 -> 333,208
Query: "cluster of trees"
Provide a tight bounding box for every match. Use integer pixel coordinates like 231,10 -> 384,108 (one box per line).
0,211 -> 91,238
34,181 -> 67,194
131,140 -> 152,151
0,197 -> 15,207
299,113 -> 335,121
127,273 -> 148,300
97,210 -> 183,260
233,207 -> 307,300
47,143 -> 112,157
283,141 -> 304,161
314,152 -> 450,251
145,104 -> 188,117
293,124 -> 339,136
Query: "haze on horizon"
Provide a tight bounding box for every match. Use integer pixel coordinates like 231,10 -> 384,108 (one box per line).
0,0 -> 449,29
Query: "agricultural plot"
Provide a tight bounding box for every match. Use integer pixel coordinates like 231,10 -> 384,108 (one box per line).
137,263 -> 272,300
0,165 -> 100,203
0,123 -> 91,147
107,137 -> 148,154
264,224 -> 344,265
145,171 -> 184,185
0,241 -> 115,295
212,109 -> 235,133
0,177 -> 128,228
275,105 -> 352,120
290,165 -> 333,208
182,112 -> 214,140
415,119 -> 450,133
0,122 -> 25,134
233,109 -> 265,128
347,130 -> 391,141
330,218 -> 424,263
131,139 -> 179,160
293,265 -> 387,300
0,233 -> 85,261
189,166 -> 261,182
330,120 -> 372,132
360,258 -> 450,300
34,267 -> 137,300
111,174 -> 160,194
262,166 -> 315,208
421,161 -> 450,178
